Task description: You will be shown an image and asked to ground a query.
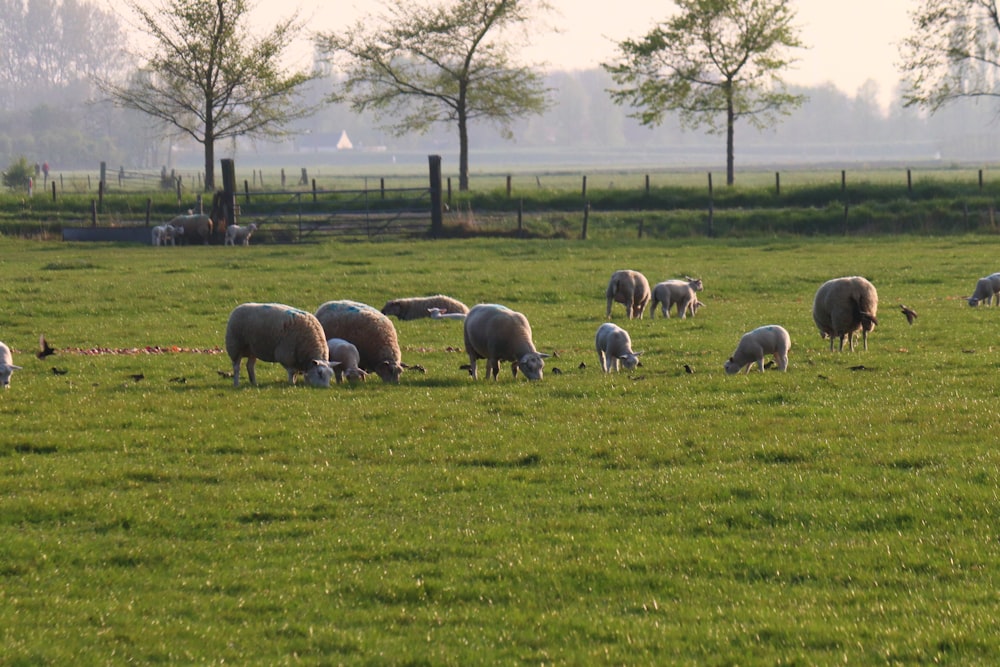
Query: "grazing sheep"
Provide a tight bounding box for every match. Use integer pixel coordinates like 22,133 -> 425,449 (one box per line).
326,338 -> 368,383
224,303 -> 335,388
967,272 -> 1000,306
428,307 -> 467,320
168,213 -> 213,245
381,295 -> 470,320
605,269 -> 651,319
225,223 -> 258,246
650,277 -> 704,319
0,342 -> 23,389
724,325 -> 791,375
463,303 -> 549,380
595,322 -> 642,372
812,276 -> 879,351
315,300 -> 405,383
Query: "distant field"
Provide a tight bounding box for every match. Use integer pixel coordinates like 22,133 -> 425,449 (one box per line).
2,234 -> 1000,664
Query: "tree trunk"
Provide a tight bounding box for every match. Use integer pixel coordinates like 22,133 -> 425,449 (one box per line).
204,104 -> 215,192
726,85 -> 735,186
458,109 -> 469,191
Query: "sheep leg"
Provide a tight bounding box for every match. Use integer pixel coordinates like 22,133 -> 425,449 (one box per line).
605,297 -> 614,319
598,351 -> 608,372
775,350 -> 788,371
488,358 -> 501,380
232,358 -> 242,387
467,357 -> 478,379
246,357 -> 257,385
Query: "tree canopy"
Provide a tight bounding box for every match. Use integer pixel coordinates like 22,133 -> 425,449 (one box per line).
899,0 -> 1000,112
315,0 -> 553,191
98,0 -> 315,191
603,0 -> 805,185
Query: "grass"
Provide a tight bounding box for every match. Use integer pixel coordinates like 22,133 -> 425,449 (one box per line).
2,234 -> 1000,664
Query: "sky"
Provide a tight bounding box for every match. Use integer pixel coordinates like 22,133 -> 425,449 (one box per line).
109,0 -> 915,110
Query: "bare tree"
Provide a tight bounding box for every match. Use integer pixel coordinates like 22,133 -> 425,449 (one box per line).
97,0 -> 316,191
900,0 -> 1000,112
603,0 -> 805,185
316,0 -> 553,191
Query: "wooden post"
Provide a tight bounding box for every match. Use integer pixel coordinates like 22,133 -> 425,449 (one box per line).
775,171 -> 780,196
645,174 -> 650,195
380,177 -> 385,200
176,175 -> 182,205
581,175 -> 587,198
841,170 -> 846,191
300,167 -> 308,185
429,155 -> 443,238
196,193 -> 203,214
581,201 -> 590,240
252,170 -> 257,187
506,174 -> 512,197
312,178 -> 317,203
447,177 -> 452,206
221,158 -> 237,233
907,169 -> 912,194
244,179 -> 250,204
979,169 -> 984,191
99,161 -> 106,192
98,180 -> 104,212
281,168 -> 286,188
51,181 -> 56,202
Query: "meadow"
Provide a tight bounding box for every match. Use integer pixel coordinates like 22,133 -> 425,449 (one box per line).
2,233 -> 1000,664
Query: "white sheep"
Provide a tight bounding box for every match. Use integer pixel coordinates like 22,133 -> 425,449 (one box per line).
595,322 -> 642,372
326,338 -> 367,384
0,342 -> 23,389
812,276 -> 879,351
967,272 -> 1000,306
463,303 -> 549,380
381,295 -> 470,320
724,325 -> 791,375
605,270 -> 651,319
650,277 -> 704,319
168,213 -> 213,245
151,224 -> 180,246
225,223 -> 258,246
428,307 -> 467,320
315,300 -> 405,383
224,303 -> 336,388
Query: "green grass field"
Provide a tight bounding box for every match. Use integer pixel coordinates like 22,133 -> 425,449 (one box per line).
2,234 -> 1000,664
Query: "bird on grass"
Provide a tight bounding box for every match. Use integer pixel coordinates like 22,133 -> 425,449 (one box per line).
900,304 -> 918,325
37,334 -> 56,359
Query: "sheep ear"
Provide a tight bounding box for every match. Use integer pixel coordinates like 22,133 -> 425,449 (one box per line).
8,364 -> 22,371
634,350 -> 644,356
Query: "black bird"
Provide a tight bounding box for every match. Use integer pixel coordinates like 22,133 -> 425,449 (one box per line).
128,373 -> 145,381
900,304 -> 918,325
169,376 -> 187,383
551,367 -> 562,375
37,334 -> 56,359
51,367 -> 68,375
684,364 -> 694,374
578,362 -> 587,369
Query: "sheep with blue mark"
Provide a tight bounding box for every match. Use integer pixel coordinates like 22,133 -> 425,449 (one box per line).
315,300 -> 405,383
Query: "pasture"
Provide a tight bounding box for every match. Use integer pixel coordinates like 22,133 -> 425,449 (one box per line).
2,234 -> 999,664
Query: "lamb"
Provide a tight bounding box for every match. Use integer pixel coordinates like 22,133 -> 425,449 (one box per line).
151,224 -> 180,246
463,303 -> 549,380
225,223 -> 258,246
428,307 -> 467,320
326,338 -> 367,383
605,269 -> 651,319
168,213 -> 213,245
0,342 -> 23,389
724,325 -> 791,375
967,272 -> 1000,306
381,295 -> 469,320
812,276 -> 879,351
595,322 -> 642,372
650,277 -> 704,319
224,303 -> 335,388
315,300 -> 405,383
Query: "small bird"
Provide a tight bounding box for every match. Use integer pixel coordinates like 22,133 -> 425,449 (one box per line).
684,364 -> 694,374
128,373 -> 145,381
551,367 -> 562,375
37,334 -> 56,359
51,367 -> 68,375
217,370 -> 234,378
578,362 -> 587,369
848,365 -> 870,371
168,376 -> 187,383
763,360 -> 775,370
900,304 -> 917,325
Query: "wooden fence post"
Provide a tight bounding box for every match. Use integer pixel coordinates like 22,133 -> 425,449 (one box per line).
300,168 -> 308,185
244,180 -> 251,204
841,170 -> 846,191
380,177 -> 385,200
581,175 -> 587,198
312,178 -> 317,203
281,168 -> 286,189
645,174 -> 650,195
221,158 -> 237,235
429,155 -> 443,238
447,177 -> 452,207
979,169 -> 984,191
907,169 -> 912,194
506,174 -> 512,197
51,181 -> 56,202
775,171 -> 780,196
98,180 -> 104,212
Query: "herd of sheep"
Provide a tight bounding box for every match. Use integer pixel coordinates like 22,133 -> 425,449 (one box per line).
3,269 -> 1000,390
151,213 -> 258,247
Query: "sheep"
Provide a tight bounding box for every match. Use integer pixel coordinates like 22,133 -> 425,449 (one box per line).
595,322 -> 642,372
428,307 -> 467,320
225,223 -> 258,246
151,224 -> 178,246
650,277 -> 704,319
224,303 -> 335,388
812,276 -> 879,351
0,342 -> 23,389
463,303 -> 549,380
315,300 -> 405,383
326,338 -> 367,384
724,325 -> 791,375
381,295 -> 470,320
168,213 -> 213,245
605,269 -> 651,319
967,272 -> 1000,306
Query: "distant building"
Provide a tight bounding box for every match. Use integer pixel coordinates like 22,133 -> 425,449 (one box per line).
337,130 -> 353,150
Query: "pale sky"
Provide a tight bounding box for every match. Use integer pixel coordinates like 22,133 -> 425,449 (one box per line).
110,0 -> 914,109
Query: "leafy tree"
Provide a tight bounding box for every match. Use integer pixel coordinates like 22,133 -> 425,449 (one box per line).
603,0 -> 805,185
2,155 -> 33,190
315,0 -> 553,191
97,0 -> 316,191
899,0 -> 1000,112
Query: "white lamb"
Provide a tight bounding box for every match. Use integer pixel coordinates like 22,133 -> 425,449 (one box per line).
428,307 -> 467,320
0,342 -> 23,388
326,338 -> 367,383
650,277 -> 704,319
151,224 -> 179,246
812,276 -> 879,351
967,272 -> 1000,306
463,304 -> 549,380
595,323 -> 642,372
605,269 -> 651,319
225,223 -> 258,246
224,303 -> 336,388
724,325 -> 791,375
315,300 -> 406,383
381,295 -> 469,320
